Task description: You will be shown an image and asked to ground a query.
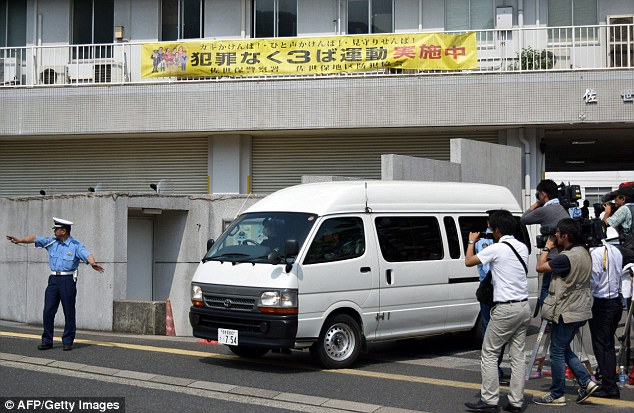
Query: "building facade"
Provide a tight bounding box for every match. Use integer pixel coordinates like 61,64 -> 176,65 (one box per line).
1,0 -> 633,334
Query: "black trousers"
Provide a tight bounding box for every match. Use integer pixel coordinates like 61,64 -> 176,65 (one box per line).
588,296 -> 623,389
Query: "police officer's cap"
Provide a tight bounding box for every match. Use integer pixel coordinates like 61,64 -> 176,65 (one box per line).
52,217 -> 73,228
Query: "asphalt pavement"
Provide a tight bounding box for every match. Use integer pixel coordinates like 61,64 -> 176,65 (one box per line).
0,316 -> 632,413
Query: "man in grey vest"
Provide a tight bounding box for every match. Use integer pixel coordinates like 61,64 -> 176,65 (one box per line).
534,218 -> 599,406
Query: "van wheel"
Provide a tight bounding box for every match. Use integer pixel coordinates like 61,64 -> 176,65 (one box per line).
227,345 -> 270,358
312,314 -> 361,369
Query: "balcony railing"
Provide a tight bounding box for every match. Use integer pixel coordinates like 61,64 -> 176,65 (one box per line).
1,23 -> 632,88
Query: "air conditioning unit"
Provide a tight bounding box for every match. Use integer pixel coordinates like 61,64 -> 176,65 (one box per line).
39,67 -> 67,85
2,57 -> 22,84
94,63 -> 124,83
67,63 -> 94,82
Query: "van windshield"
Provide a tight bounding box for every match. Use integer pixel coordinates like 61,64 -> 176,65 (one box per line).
203,212 -> 318,263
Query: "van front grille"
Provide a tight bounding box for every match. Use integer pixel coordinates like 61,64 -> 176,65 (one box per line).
203,294 -> 256,311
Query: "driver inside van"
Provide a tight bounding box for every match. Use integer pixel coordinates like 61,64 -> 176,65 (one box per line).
260,219 -> 285,252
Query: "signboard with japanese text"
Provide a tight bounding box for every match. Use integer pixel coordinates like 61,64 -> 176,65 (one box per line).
141,32 -> 477,78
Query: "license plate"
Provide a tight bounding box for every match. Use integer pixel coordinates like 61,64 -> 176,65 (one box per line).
218,328 -> 238,346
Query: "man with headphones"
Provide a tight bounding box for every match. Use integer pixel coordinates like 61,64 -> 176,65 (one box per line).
589,242 -> 624,398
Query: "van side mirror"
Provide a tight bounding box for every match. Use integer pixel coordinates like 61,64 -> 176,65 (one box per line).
284,240 -> 299,273
206,238 -> 215,251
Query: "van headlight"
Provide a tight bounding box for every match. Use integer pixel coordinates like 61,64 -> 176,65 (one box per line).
257,290 -> 298,314
191,284 -> 204,307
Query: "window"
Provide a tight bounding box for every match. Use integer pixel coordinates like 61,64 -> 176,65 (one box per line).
0,0 -> 26,48
161,0 -> 203,41
304,217 -> 365,264
348,0 -> 393,34
445,0 -> 494,31
73,0 -> 114,45
457,216 -> 489,252
72,0 -> 114,59
254,0 -> 297,38
584,187 -> 612,206
458,216 -> 531,253
443,216 -> 461,259
375,216 -> 443,262
548,0 -> 597,43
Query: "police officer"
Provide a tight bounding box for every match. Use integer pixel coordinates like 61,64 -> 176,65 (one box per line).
6,217 -> 105,351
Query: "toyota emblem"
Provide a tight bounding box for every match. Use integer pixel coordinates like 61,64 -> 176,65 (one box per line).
223,299 -> 232,308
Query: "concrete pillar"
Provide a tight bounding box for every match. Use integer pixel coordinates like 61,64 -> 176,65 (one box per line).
209,135 -> 252,194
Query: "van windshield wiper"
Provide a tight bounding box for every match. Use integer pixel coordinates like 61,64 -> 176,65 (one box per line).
202,252 -> 250,263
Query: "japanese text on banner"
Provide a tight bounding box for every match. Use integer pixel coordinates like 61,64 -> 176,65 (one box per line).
141,32 -> 477,78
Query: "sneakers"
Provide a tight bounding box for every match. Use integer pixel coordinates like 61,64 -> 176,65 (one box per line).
534,393 -> 566,406
576,380 -> 599,403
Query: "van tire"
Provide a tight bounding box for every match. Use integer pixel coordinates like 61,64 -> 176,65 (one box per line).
312,314 -> 361,369
227,345 -> 270,358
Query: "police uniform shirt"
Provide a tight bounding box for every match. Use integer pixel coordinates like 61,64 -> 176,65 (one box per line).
476,235 -> 529,302
590,244 -> 623,299
35,236 -> 91,272
475,237 -> 494,281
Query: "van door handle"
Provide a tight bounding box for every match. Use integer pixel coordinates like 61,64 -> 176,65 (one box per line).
386,269 -> 393,285
360,267 -> 371,273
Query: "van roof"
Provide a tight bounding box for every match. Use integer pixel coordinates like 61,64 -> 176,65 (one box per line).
245,181 -> 522,216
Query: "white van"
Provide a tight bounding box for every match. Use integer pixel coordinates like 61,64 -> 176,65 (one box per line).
189,181 -> 538,368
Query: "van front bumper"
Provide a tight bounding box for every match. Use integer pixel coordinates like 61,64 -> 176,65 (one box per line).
189,306 -> 298,348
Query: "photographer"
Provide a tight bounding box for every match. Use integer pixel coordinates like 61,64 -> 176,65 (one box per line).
588,243 -> 623,399
521,179 -> 570,310
464,210 -> 530,413
603,186 -> 634,253
534,218 -> 599,406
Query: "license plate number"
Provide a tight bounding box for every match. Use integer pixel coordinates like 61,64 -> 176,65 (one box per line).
218,328 -> 238,346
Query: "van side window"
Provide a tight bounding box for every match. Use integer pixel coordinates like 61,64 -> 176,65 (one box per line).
375,216 -> 443,262
458,216 -> 532,254
458,216 -> 489,253
304,217 -> 365,264
443,216 -> 461,259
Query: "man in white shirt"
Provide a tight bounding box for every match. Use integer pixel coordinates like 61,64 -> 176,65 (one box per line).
589,243 -> 623,398
464,210 -> 531,413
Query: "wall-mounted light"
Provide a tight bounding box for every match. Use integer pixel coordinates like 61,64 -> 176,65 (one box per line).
565,160 -> 586,164
150,179 -> 167,194
88,183 -> 102,192
571,139 -> 596,145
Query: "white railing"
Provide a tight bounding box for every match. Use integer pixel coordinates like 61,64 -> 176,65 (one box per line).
1,23 -> 632,88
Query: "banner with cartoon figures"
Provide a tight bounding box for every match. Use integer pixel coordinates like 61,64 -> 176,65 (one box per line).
141,32 -> 477,78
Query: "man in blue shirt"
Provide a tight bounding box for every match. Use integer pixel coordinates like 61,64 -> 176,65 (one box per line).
6,217 -> 104,351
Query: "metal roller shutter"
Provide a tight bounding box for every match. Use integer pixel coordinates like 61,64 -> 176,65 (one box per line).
0,136 -> 208,196
251,134 -> 498,194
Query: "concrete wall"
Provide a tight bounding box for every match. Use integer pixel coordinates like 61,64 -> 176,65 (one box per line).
381,139 -> 523,204
4,71 -> 633,137
381,154 -> 461,182
0,192 -> 262,336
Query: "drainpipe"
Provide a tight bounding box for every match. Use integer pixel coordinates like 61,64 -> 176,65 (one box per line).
241,0 -> 246,39
518,128 -> 531,211
518,0 -> 524,28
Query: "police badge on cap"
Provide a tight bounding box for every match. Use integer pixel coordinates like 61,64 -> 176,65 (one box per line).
52,217 -> 73,228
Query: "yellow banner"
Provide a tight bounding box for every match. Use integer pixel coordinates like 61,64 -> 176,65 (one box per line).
142,32 -> 477,78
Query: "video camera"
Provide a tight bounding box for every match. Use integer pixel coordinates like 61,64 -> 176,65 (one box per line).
536,220 -> 607,249
534,181 -> 606,249
554,182 -> 581,209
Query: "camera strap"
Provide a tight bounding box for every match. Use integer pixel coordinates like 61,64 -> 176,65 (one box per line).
502,241 -> 528,275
